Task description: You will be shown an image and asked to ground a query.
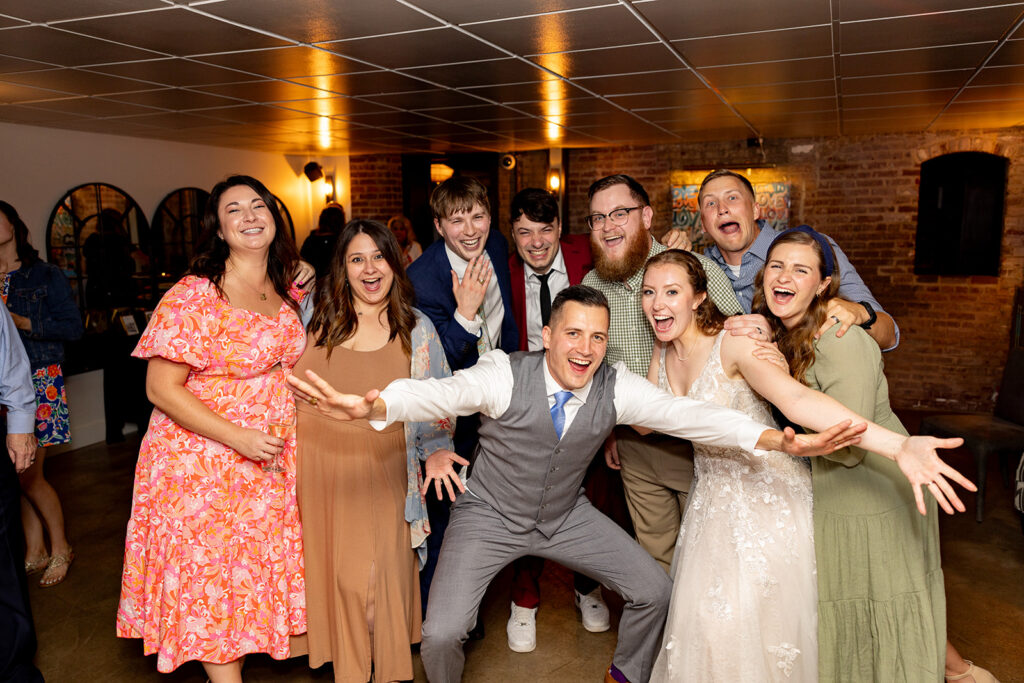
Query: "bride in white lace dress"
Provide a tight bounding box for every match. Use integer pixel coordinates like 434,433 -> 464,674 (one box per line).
641,251 -> 970,682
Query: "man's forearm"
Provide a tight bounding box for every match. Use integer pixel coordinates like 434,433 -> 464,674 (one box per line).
866,311 -> 897,350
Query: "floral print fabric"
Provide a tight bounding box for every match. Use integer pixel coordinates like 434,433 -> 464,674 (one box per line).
116,275 -> 307,672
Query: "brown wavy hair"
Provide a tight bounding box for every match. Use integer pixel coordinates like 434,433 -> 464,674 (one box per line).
308,219 -> 416,358
752,230 -> 840,383
191,175 -> 300,312
643,249 -> 727,335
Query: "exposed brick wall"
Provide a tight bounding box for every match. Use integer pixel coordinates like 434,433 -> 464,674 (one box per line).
349,153 -> 402,222
564,130 -> 1024,412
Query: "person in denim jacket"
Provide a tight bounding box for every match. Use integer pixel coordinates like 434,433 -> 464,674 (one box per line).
0,201 -> 83,588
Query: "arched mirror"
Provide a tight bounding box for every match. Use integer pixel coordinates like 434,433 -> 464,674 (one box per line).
273,194 -> 296,241
151,187 -> 210,292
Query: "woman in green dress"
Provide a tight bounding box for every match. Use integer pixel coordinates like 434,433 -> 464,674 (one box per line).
754,226 -> 999,683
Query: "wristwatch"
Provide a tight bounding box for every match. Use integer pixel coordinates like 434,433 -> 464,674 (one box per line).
858,301 -> 877,330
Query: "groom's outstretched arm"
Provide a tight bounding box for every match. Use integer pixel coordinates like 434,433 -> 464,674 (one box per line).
288,349 -> 515,429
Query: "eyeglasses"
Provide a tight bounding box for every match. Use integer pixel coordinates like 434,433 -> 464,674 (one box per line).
586,206 -> 642,230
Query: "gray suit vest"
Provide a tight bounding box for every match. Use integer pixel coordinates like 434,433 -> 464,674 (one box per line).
466,351 -> 617,537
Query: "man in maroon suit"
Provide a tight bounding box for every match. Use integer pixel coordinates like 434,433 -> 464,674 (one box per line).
505,188 -> 628,653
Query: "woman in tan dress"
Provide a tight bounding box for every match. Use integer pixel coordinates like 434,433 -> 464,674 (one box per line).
295,219 -> 452,683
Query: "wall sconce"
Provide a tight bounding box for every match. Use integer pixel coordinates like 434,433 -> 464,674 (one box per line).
323,174 -> 335,203
430,163 -> 455,184
303,161 -> 324,182
548,170 -> 561,193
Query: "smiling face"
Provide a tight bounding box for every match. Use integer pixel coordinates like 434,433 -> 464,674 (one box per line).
542,301 -> 609,392
699,175 -> 761,265
641,263 -> 706,343
217,183 -> 276,254
434,202 -> 490,261
588,183 -> 653,282
512,214 -> 561,274
344,231 -> 394,308
762,242 -> 832,329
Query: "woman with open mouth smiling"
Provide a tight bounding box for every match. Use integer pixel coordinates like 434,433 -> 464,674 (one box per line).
755,227 -> 998,683
296,219 -> 452,683
639,248 -> 974,682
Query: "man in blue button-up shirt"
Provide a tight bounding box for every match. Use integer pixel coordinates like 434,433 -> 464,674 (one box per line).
697,169 -> 899,351
0,304 -> 43,683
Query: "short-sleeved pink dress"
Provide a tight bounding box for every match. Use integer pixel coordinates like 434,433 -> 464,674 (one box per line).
116,275 -> 308,673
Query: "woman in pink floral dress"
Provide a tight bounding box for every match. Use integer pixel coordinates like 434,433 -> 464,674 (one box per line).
117,176 -> 309,682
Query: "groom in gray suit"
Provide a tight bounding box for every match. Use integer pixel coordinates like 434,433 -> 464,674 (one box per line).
287,285 -> 861,683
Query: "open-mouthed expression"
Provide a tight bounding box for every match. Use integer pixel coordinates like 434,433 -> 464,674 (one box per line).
513,215 -> 561,274
588,184 -> 652,264
217,185 -> 276,253
641,264 -> 705,342
542,301 -> 609,392
435,203 -> 490,261
762,242 -> 831,329
344,232 -> 394,307
699,176 -> 761,264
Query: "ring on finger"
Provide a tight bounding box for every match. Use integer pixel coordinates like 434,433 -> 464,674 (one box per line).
477,277 -> 485,284
831,314 -> 841,324
310,396 -> 318,406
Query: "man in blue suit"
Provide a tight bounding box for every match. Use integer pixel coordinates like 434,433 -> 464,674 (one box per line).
407,176 -> 518,622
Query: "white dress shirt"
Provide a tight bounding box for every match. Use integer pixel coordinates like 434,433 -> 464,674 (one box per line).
446,245 -> 504,351
523,249 -> 570,352
371,350 -> 769,455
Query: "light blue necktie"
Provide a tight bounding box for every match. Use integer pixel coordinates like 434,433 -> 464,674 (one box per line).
550,390 -> 573,439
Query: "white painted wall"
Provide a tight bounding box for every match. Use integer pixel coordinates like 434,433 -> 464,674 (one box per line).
0,121 -> 352,448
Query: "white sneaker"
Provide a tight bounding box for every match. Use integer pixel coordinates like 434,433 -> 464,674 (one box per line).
574,587 -> 611,632
506,601 -> 537,653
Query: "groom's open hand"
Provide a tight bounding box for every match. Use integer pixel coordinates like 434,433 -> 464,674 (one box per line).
422,449 -> 469,502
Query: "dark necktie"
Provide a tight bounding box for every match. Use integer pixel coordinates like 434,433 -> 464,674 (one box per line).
537,271 -> 552,327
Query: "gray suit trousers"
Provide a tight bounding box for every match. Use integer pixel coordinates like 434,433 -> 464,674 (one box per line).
420,494 -> 671,683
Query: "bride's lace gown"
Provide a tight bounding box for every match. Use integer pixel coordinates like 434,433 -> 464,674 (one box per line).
650,332 -> 817,681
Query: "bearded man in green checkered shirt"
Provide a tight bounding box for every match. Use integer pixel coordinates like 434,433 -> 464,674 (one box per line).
582,174 -> 742,572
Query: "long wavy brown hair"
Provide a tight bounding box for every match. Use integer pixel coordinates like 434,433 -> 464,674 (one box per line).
752,230 -> 840,382
308,219 -> 416,358
643,249 -> 727,336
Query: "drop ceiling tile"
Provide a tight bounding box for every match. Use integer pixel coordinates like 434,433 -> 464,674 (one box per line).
838,6 -> 1020,54
317,28 -> 505,69
735,98 -> 837,116
958,83 -> 1024,100
0,16 -> 29,29
700,57 -> 835,88
0,25 -> 161,66
843,107 -> 939,122
0,0 -> 166,23
334,110 -> 437,127
462,80 -> 586,103
0,55 -> 58,75
989,39 -> 1024,66
839,0 -> 1024,22
410,0 -> 609,25
609,88 -> 726,110
194,79 -> 327,102
576,69 -> 705,96
62,7 -> 292,56
87,58 -> 251,87
200,0 -> 440,43
841,43 -> 991,77
719,80 -> 836,103
972,64 -> 1024,86
195,46 -> 370,80
531,44 -> 677,78
276,97 -> 391,116
291,71 -> 431,97
0,68 -> 155,97
0,104 -> 92,124
405,104 -> 521,122
113,111 -> 243,129
0,82 -> 78,104
641,102 -> 743,123
399,58 -> 555,88
41,118 -> 165,137
515,97 -> 622,117
24,96 -> 161,117
841,70 -> 972,95
639,0 -> 830,41
367,88 -> 487,110
673,26 -> 832,68
944,98 -> 1024,114
468,5 -> 653,55
933,111 -> 1024,128
843,89 -> 958,108
103,88 -> 244,111
195,103 -> 325,123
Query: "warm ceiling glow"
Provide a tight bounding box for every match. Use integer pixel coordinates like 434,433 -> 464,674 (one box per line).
430,163 -> 455,183
548,172 -> 561,192
318,116 -> 331,150
541,61 -> 567,142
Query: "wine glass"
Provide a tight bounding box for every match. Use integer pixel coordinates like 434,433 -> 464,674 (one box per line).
264,407 -> 293,473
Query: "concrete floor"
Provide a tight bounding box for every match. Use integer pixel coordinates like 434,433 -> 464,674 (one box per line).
24,423 -> 1024,682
